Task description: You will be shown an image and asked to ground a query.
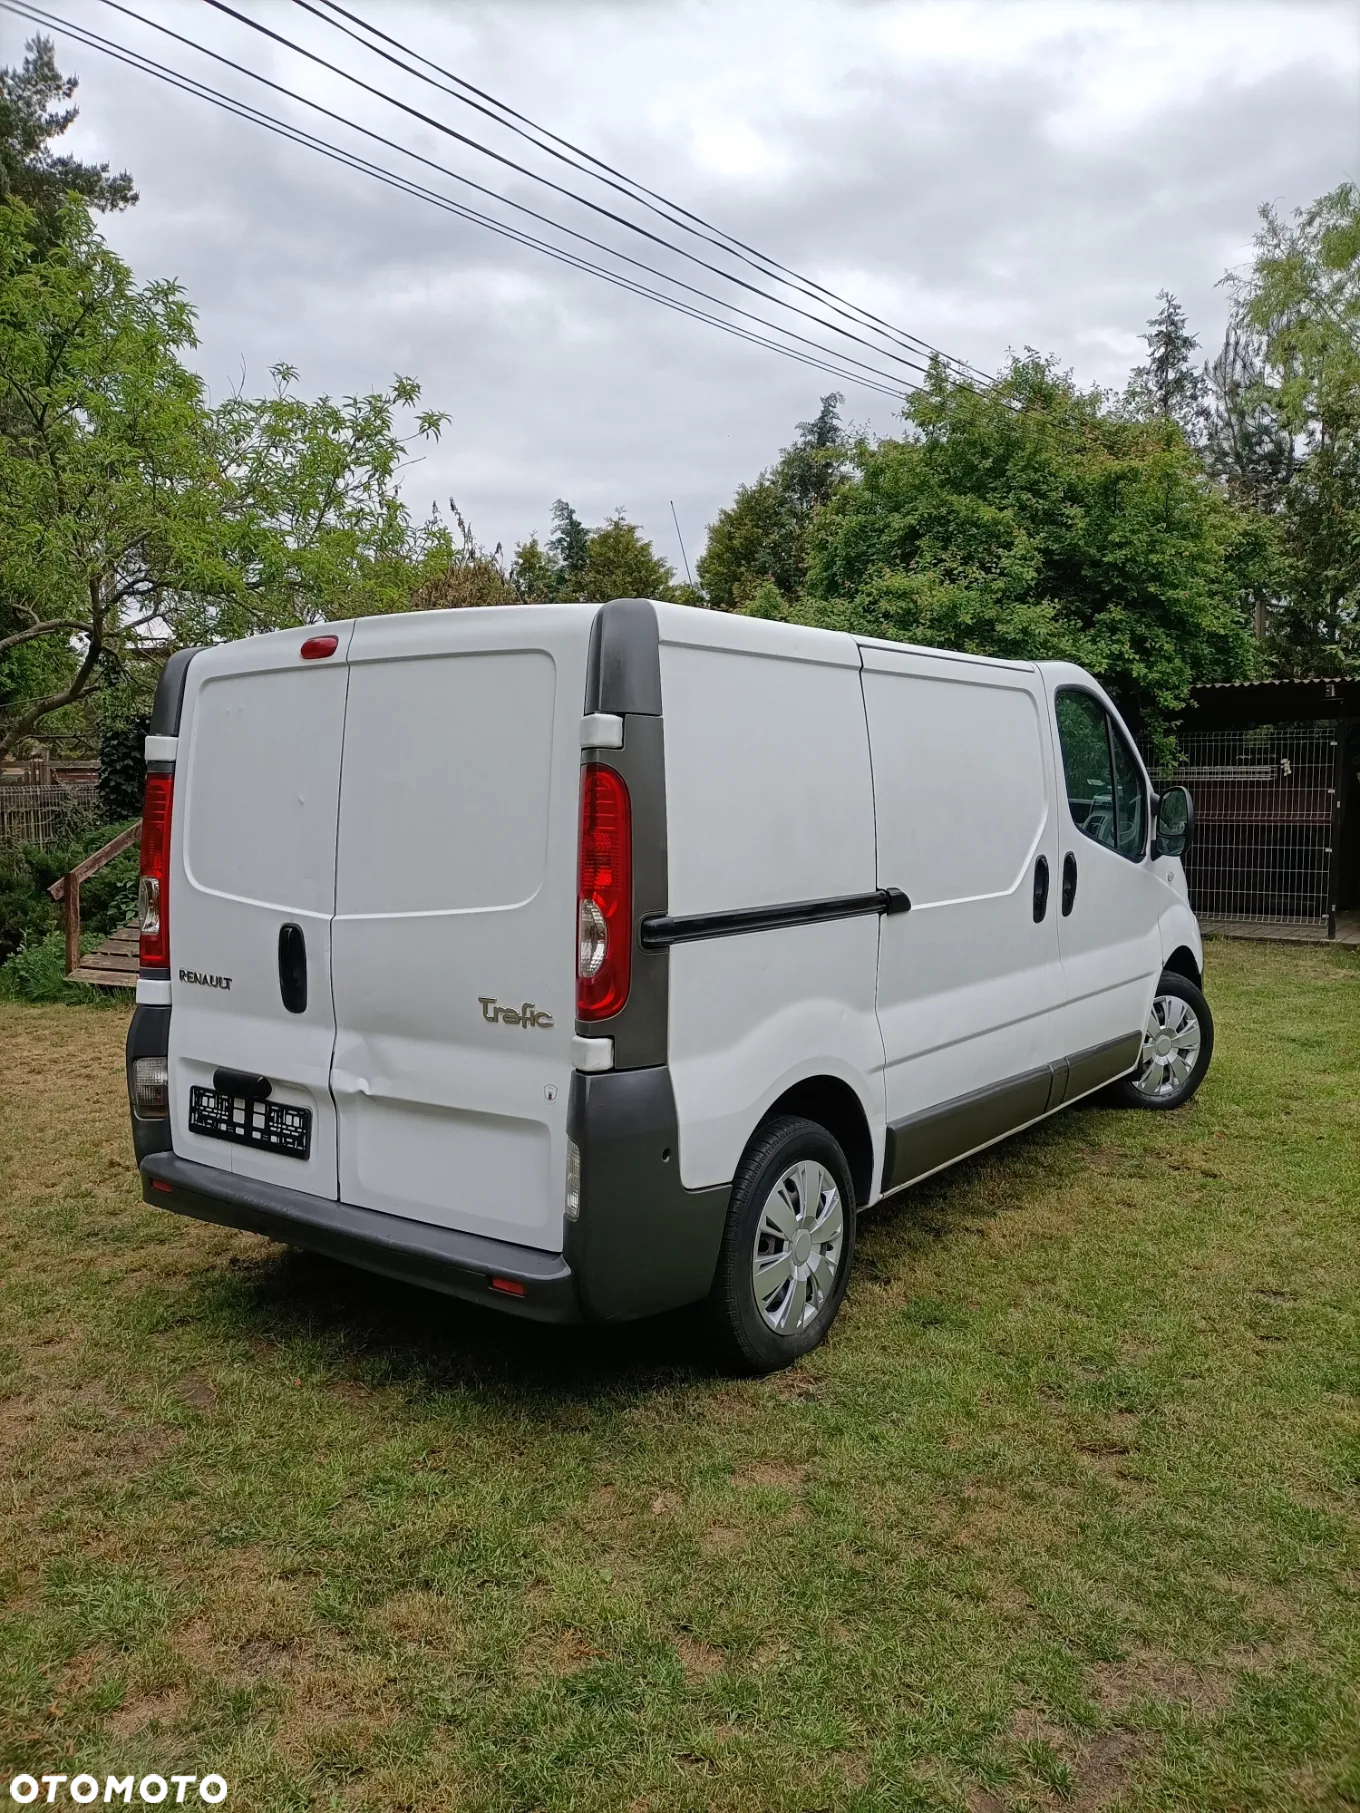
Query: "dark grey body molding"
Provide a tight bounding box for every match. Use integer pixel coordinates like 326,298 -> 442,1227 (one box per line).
881,1030 -> 1142,1193
566,1064 -> 730,1322
126,1003 -> 173,1162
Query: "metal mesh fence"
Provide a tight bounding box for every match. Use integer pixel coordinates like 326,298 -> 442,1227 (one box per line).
0,784 -> 102,851
1148,727 -> 1337,926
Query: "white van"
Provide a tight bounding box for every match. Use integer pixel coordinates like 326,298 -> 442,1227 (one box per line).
126,600 -> 1209,1372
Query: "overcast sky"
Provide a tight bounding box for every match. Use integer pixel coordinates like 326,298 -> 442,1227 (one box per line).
13,0 -> 1360,573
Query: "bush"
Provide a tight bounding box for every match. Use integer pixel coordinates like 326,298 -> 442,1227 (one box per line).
0,929 -> 113,1005
0,820 -> 140,968
98,714 -> 149,820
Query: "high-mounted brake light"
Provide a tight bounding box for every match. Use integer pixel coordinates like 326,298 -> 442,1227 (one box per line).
577,764 -> 632,1022
300,634 -> 338,660
138,771 -> 174,971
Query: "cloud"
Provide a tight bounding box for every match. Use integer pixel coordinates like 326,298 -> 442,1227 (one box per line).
34,0 -> 1360,560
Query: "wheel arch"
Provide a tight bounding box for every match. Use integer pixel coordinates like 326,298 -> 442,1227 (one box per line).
1162,943 -> 1202,988
762,1074 -> 875,1207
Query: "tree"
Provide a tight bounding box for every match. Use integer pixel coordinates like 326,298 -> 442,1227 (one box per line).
408,503 -> 519,608
798,355 -> 1260,744
1224,181 -> 1360,672
572,512 -> 675,602
0,36 -> 135,222
1204,325 -> 1295,514
512,504 -> 675,602
0,201 -> 449,762
1125,291 -> 1207,439
697,392 -> 849,609
548,498 -> 589,588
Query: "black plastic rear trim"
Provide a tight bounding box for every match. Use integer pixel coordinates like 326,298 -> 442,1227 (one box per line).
583,598 -> 662,715
149,647 -> 202,736
126,1004 -> 173,1162
141,1153 -> 581,1324
641,887 -> 909,949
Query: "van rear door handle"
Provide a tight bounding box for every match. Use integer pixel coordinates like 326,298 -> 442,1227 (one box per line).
1061,852 -> 1078,916
1032,855 -> 1050,922
278,922 -> 308,1014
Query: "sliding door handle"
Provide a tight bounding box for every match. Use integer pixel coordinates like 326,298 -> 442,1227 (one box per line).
1061,852 -> 1078,917
1032,855 -> 1050,922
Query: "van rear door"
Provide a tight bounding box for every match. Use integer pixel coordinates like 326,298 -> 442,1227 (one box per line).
329,606 -> 590,1253
168,626 -> 353,1198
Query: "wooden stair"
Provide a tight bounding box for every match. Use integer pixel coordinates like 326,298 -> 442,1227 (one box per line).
71,917 -> 140,988
48,820 -> 142,990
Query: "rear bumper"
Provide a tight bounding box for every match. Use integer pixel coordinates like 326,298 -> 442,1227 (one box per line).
139,1152 -> 581,1324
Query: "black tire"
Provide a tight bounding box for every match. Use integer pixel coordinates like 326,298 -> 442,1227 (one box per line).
706,1114 -> 857,1374
1109,970 -> 1214,1111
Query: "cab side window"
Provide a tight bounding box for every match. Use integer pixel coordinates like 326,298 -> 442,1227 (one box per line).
1056,689 -> 1147,862
1056,691 -> 1116,851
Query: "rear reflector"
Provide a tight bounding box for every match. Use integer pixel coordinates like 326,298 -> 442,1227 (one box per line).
577,764 -> 632,1022
489,1277 -> 526,1297
138,771 -> 174,971
300,634 -> 339,660
151,1179 -> 173,1194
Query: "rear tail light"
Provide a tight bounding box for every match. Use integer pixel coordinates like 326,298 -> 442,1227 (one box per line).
139,771 -> 174,971
130,1056 -> 169,1118
577,764 -> 632,1021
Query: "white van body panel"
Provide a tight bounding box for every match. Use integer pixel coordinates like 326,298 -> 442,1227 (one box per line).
328,606 -> 593,1252
167,623 -> 355,1198
654,608 -> 882,1192
861,642 -> 1065,1136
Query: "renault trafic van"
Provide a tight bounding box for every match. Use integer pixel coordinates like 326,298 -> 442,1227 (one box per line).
126,600 -> 1209,1372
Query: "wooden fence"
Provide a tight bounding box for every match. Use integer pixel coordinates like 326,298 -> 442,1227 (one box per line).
0,784 -> 102,851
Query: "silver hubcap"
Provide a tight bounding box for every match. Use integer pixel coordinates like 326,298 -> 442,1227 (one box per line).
1133,992 -> 1202,1098
752,1160 -> 844,1335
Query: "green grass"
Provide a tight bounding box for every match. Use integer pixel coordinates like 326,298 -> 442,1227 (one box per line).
1,938 -> 1357,1812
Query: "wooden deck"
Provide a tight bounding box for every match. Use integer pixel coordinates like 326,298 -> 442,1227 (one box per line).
1201,910 -> 1360,949
70,919 -> 140,988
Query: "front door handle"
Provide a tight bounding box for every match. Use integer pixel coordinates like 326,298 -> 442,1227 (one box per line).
1032,854 -> 1050,922
278,922 -> 308,1014
1061,852 -> 1078,916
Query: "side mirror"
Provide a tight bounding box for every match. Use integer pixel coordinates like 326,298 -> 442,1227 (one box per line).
1153,785 -> 1194,860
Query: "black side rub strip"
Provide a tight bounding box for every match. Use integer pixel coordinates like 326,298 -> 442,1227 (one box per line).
640,886 -> 910,949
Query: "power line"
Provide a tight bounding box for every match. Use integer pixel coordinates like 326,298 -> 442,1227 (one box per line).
71,0 -> 928,394
188,0 -> 968,391
300,0 -> 994,388
0,0 -> 913,398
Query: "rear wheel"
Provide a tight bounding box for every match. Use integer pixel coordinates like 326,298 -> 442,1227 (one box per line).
706,1114 -> 856,1374
1110,971 -> 1213,1110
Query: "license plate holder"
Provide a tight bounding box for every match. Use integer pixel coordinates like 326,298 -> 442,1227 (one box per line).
189,1085 -> 312,1160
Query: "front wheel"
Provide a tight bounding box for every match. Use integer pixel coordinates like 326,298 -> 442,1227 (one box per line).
1110,971 -> 1214,1110
706,1115 -> 856,1374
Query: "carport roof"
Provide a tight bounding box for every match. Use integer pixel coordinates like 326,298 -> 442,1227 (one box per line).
1187,676 -> 1360,730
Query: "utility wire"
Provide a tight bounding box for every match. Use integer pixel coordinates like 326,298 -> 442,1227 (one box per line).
1,1 -> 913,398
72,0 -> 926,393
187,0 -> 966,390
301,0 -> 993,388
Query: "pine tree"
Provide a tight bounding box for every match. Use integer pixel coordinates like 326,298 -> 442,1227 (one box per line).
1126,292 -> 1207,440
0,35 -> 136,223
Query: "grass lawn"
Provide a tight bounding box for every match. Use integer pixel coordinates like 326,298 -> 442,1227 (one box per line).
1,938 -> 1357,1812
